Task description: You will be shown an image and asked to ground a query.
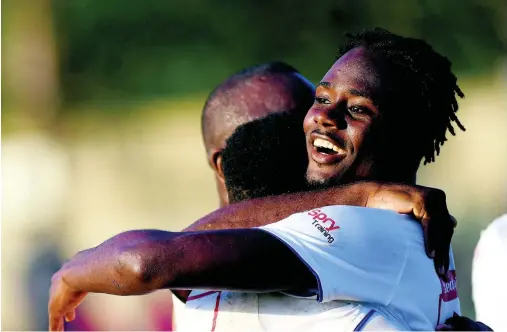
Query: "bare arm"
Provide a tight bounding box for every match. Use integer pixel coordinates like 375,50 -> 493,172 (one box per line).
171,182 -> 372,301
173,181 -> 453,301
49,228 -> 313,330
181,181 -> 456,277
58,229 -> 313,295
49,181 -> 455,330
184,182 -> 372,231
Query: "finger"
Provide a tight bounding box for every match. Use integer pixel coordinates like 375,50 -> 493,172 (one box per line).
432,232 -> 446,277
434,244 -> 449,278
434,246 -> 449,278
48,299 -> 60,331
440,226 -> 453,275
443,243 -> 450,274
412,198 -> 435,258
49,314 -> 63,331
49,308 -> 65,331
420,213 -> 434,259
411,198 -> 430,254
433,254 -> 444,277
65,310 -> 76,322
429,215 -> 454,276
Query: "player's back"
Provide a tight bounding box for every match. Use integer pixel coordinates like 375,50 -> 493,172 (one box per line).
386,213 -> 460,330
259,205 -> 461,329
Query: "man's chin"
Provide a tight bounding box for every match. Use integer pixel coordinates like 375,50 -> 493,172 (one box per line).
304,165 -> 358,190
305,173 -> 341,191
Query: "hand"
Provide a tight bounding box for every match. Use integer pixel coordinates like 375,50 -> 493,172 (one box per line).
48,251 -> 91,331
437,314 -> 493,331
366,182 -> 456,276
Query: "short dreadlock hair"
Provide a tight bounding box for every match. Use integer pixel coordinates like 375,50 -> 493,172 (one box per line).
338,28 -> 465,164
222,110 -> 307,203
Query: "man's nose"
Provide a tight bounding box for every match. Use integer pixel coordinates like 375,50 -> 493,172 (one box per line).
313,107 -> 346,129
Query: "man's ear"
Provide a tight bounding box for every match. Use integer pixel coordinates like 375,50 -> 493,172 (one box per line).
208,148 -> 229,206
214,151 -> 226,181
208,149 -> 225,180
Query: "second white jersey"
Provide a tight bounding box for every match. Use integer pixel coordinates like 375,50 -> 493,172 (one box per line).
472,214 -> 507,331
179,290 -> 407,331
178,206 -> 460,331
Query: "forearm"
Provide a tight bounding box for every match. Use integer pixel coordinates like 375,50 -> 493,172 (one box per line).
157,229 -> 314,292
185,181 -> 373,231
62,229 -> 314,296
62,230 -> 179,296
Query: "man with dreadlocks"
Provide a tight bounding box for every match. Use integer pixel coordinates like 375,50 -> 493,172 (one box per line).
49,28 -> 484,331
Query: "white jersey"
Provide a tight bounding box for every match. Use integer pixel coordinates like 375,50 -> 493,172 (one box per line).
472,214 -> 507,331
178,206 -> 460,331
179,290 -> 406,331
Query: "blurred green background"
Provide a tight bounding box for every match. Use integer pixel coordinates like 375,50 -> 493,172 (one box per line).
2,0 -> 506,330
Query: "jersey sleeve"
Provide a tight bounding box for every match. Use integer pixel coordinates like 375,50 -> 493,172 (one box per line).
472,215 -> 507,331
258,205 -> 409,304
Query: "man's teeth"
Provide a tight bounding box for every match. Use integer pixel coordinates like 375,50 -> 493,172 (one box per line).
313,138 -> 341,152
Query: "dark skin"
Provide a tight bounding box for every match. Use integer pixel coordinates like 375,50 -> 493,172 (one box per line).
49,182 -> 453,331
49,48 -> 457,330
306,47 -> 417,185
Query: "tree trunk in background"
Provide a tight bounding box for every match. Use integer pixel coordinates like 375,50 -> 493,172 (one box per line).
2,0 -> 60,132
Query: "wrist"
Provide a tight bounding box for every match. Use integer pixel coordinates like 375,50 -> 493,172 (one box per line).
60,270 -> 84,294
59,250 -> 96,293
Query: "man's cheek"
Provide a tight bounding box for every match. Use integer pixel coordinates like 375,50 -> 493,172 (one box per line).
302,109 -> 317,132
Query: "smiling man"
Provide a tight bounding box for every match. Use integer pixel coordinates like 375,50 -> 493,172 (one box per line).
49,28 -> 470,331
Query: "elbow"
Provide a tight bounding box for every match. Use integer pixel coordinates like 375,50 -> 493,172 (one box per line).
116,246 -> 160,294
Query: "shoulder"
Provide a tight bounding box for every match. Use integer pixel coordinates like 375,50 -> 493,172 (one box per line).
482,214 -> 507,240
473,214 -> 507,281
307,205 -> 417,226
476,214 -> 507,256
313,205 -> 421,239
266,205 -> 417,246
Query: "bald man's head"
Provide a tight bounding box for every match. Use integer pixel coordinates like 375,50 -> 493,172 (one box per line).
201,62 -> 315,156
201,62 -> 315,207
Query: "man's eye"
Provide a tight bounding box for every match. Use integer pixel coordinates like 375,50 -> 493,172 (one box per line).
349,106 -> 367,114
315,97 -> 330,104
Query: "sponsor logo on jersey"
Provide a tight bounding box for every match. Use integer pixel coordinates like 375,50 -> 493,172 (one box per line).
307,209 -> 340,243
440,270 -> 458,302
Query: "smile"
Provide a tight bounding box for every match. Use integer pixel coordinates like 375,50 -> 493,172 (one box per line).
313,138 -> 345,155
310,135 -> 346,165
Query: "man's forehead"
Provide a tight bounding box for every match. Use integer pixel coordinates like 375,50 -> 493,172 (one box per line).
225,75 -> 306,116
321,48 -> 382,91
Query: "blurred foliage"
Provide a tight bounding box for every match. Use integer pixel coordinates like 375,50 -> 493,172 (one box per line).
2,1 -> 506,326
50,0 -> 506,109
